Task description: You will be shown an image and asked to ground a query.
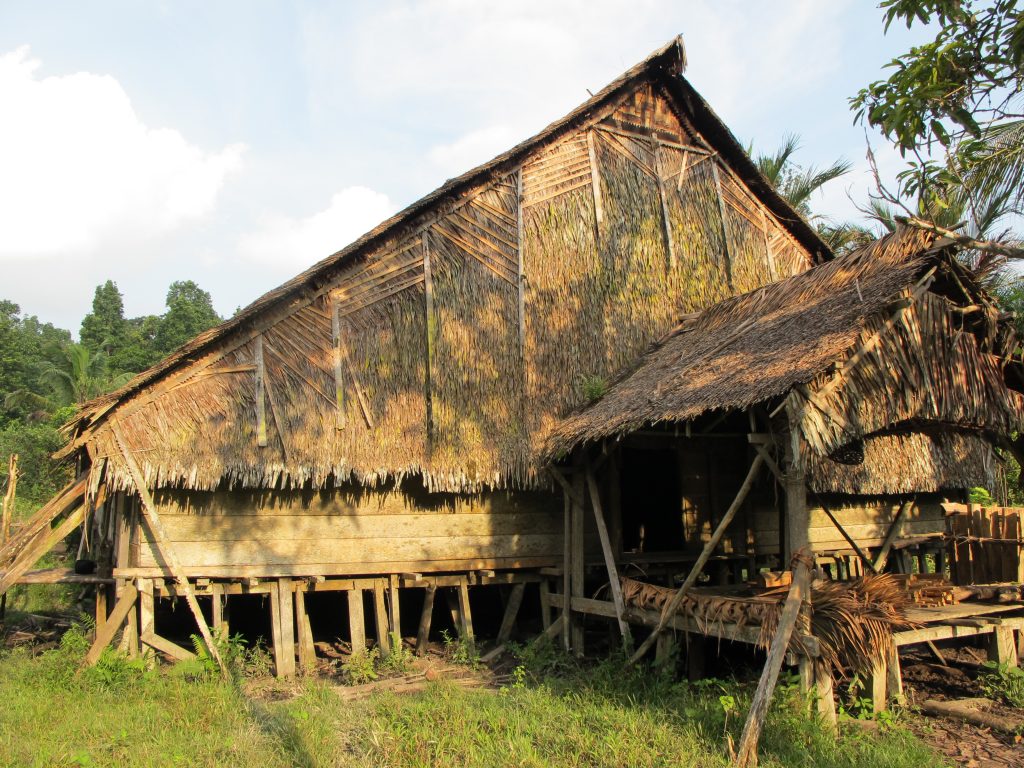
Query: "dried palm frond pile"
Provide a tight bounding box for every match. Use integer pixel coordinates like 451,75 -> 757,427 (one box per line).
621,573 -> 917,677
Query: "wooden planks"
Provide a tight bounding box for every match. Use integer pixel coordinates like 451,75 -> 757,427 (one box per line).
138,533 -> 561,569
143,511 -> 562,541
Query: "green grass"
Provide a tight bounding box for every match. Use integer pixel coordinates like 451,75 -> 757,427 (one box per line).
0,627 -> 947,768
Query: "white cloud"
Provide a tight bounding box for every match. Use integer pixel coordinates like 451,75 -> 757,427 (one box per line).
0,46 -> 245,258
427,125 -> 520,179
237,186 -> 396,271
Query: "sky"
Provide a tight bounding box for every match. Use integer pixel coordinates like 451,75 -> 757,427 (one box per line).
0,1 -> 937,333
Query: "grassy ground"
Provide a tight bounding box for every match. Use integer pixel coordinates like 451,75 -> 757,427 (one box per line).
0,623 -> 949,768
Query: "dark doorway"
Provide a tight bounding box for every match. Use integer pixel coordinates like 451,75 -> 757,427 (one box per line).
620,446 -> 683,552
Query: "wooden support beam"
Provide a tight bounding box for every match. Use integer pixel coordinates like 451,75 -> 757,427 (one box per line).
388,574 -> 402,644
538,581 -> 552,630
141,631 -> 196,663
867,657 -> 888,713
989,626 -> 1017,668
111,424 -> 226,677
211,583 -> 225,638
254,335 -> 268,447
295,588 -> 316,672
815,660 -> 838,731
373,581 -> 391,657
272,579 -> 296,677
885,644 -> 904,706
585,468 -> 630,643
873,501 -> 913,572
456,582 -> 476,656
415,585 -> 435,656
0,475 -> 85,568
0,503 -> 85,595
655,632 -> 675,667
735,550 -> 811,768
138,577 -> 155,653
348,588 -> 366,653
629,452 -> 764,665
84,583 -> 138,666
561,488 -> 571,652
496,583 -> 525,644
570,467 -> 585,656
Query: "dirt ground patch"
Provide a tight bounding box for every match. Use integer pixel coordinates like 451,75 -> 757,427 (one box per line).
898,645 -> 1024,767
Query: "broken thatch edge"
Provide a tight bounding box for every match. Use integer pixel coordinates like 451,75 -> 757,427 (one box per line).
59,35 -> 830,457
541,227 -> 994,462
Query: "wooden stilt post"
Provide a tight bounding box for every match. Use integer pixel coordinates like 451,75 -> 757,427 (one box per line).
373,581 -> 391,658
111,424 -> 225,676
497,583 -> 526,644
271,579 -> 296,677
867,657 -> 888,713
989,627 -> 1017,668
211,583 -> 224,638
561,487 -> 571,652
388,574 -> 402,647
348,588 -> 366,653
538,581 -> 552,630
456,581 -> 475,656
295,588 -> 316,672
138,578 -> 154,637
885,644 -> 904,706
629,452 -> 765,665
415,585 -> 435,656
815,661 -> 838,731
570,467 -> 585,656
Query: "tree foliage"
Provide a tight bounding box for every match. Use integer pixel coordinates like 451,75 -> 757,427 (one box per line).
154,280 -> 221,356
79,280 -> 128,358
852,0 -> 1024,209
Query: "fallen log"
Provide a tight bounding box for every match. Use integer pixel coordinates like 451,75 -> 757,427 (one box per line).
919,698 -> 1023,734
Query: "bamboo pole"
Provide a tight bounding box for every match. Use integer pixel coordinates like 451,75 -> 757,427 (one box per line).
628,452 -> 765,665
111,423 -> 227,677
734,550 -> 813,768
2,454 -> 18,544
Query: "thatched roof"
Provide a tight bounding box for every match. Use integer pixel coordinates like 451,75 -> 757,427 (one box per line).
61,36 -> 830,461
544,227 -> 1024,472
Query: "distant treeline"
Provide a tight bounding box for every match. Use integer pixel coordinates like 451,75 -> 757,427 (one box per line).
0,280 -> 221,501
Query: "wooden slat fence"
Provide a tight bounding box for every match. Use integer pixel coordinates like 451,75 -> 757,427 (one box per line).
945,504 -> 1024,585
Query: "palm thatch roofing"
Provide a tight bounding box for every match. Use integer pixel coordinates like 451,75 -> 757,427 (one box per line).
60,36 -> 829,464
544,227 -> 1024,495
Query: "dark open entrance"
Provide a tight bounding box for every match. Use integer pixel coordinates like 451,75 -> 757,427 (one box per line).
620,446 -> 683,553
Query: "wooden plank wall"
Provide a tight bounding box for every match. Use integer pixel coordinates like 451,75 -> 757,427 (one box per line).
124,488 -> 564,578
750,497 -> 947,556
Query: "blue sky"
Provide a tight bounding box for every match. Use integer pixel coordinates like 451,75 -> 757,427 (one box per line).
0,1 -> 935,331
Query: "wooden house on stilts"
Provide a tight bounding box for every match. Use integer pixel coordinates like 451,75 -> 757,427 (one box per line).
4,38 -> 1024,700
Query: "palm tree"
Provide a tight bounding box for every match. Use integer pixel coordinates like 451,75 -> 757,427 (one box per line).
752,135 -> 852,220
751,135 -> 857,253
